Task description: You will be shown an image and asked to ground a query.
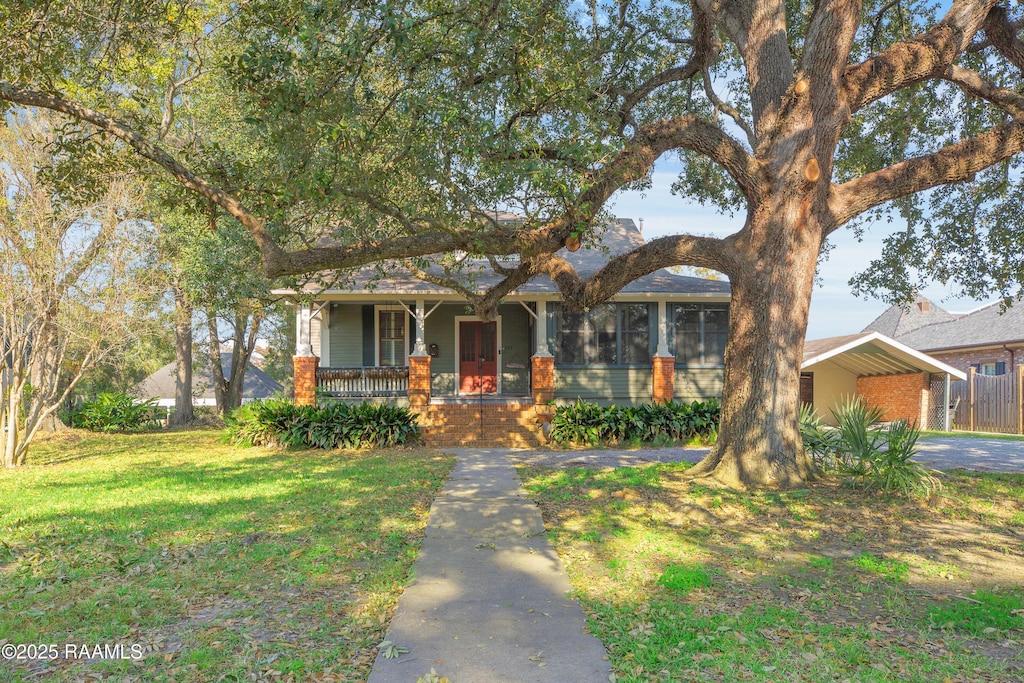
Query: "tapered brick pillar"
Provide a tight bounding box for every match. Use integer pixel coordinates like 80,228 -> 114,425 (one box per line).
409,355 -> 432,406
652,355 -> 675,403
294,355 -> 320,406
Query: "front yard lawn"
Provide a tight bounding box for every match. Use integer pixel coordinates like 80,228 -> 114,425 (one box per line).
520,464 -> 1024,682
0,430 -> 454,682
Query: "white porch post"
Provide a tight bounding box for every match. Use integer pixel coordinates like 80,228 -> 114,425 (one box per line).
319,305 -> 331,364
656,300 -> 670,357
411,298 -> 428,356
534,300 -> 551,356
296,302 -> 315,357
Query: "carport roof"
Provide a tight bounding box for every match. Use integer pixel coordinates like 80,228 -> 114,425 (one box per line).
802,332 -> 967,380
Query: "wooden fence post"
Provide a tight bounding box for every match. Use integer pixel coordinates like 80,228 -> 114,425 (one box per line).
1017,365 -> 1024,435
967,366 -> 976,433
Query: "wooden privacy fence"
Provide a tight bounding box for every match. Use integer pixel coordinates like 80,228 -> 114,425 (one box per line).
950,366 -> 1024,434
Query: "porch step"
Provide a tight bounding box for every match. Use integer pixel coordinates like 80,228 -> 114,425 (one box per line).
413,403 -> 545,448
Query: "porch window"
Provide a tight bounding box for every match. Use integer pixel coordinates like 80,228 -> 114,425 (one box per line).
377,309 -> 407,366
552,303 -> 652,366
670,304 -> 729,367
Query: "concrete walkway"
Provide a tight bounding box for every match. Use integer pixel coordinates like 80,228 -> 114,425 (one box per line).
367,449 -> 611,683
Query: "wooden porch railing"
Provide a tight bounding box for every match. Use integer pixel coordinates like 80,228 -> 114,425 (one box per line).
316,366 -> 410,398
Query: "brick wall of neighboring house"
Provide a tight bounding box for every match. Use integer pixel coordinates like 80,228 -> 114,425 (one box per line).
411,402 -> 544,447
856,372 -> 929,424
926,346 -> 1024,376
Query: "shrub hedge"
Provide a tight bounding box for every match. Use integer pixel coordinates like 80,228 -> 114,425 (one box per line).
548,398 -> 720,447
225,399 -> 420,449
65,391 -> 162,433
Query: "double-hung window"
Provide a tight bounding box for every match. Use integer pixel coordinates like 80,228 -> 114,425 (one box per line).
552,303 -> 651,366
377,309 -> 407,366
670,304 -> 728,367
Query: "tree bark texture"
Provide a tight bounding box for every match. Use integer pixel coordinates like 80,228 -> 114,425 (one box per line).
688,199 -> 823,486
169,282 -> 194,427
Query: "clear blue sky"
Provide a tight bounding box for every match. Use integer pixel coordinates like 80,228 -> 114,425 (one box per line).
607,167 -> 989,340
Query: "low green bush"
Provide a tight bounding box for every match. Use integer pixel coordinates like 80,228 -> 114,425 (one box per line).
548,398 -> 720,447
225,399 -> 420,449
65,391 -> 162,433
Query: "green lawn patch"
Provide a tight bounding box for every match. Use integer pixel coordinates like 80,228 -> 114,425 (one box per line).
521,463 -> 1024,682
0,430 -> 454,682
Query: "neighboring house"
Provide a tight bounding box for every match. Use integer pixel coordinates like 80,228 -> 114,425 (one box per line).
134,353 -> 283,409
275,218 -> 731,447
801,332 -> 965,429
863,294 -> 1024,376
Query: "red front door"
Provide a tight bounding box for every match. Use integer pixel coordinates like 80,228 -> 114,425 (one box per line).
459,321 -> 498,393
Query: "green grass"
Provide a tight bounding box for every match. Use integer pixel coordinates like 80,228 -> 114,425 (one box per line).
920,430 -> 1024,442
0,429 -> 454,682
929,590 -> 1024,637
520,463 -> 1024,682
850,552 -> 910,583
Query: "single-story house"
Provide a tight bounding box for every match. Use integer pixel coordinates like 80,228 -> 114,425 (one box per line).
801,331 -> 967,429
275,218 -> 731,447
134,353 -> 283,409
863,294 -> 1024,376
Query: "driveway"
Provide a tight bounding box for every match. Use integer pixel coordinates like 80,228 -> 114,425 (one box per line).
915,435 -> 1024,473
512,435 -> 1024,474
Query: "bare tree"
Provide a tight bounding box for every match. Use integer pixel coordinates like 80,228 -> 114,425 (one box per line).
0,112 -> 157,466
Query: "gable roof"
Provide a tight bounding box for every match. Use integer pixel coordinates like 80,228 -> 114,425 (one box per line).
802,332 -> 966,379
134,353 -> 283,402
282,218 -> 730,298
861,293 -> 958,338
893,300 -> 1024,351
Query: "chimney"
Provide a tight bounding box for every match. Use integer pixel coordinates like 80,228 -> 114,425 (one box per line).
638,217 -> 644,235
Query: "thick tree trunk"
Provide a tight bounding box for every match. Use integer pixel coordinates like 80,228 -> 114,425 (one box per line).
169,282 -> 194,427
688,198 -> 823,487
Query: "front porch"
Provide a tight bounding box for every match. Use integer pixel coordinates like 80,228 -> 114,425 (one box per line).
289,294 -> 715,447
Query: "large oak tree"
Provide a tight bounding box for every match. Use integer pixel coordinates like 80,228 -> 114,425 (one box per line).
3,0 -> 1024,485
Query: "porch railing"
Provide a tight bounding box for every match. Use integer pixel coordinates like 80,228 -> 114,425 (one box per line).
317,366 -> 410,398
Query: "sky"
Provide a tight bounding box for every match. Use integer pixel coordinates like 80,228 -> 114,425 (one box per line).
607,168 -> 991,340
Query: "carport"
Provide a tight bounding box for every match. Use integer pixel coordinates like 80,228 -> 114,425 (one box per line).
801,332 -> 967,429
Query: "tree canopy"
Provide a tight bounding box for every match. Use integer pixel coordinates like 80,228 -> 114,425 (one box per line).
3,0 -> 1024,484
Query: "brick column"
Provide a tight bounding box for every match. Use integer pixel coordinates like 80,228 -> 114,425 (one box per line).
409,355 -> 432,406
532,355 -> 556,435
293,355 -> 320,406
531,355 -> 555,405
652,356 -> 675,403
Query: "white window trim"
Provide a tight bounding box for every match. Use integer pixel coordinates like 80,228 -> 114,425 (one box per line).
374,305 -> 411,367
454,315 -> 503,395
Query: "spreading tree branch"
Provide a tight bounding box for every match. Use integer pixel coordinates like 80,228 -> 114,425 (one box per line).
842,0 -> 997,114
832,118 -> 1024,225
